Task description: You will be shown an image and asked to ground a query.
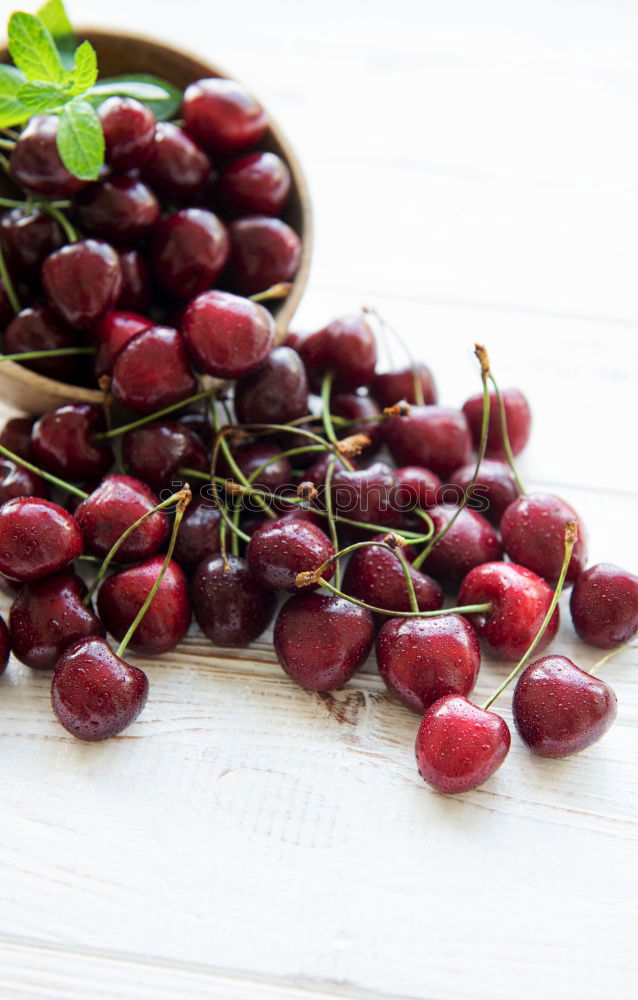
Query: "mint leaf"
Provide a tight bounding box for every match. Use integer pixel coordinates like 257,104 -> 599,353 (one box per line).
37,0 -> 74,40
68,41 -> 98,95
87,74 -> 182,120
8,12 -> 68,84
57,98 -> 104,180
18,79 -> 73,114
0,64 -> 30,126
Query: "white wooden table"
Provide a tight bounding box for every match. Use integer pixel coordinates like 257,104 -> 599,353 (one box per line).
0,1 -> 637,997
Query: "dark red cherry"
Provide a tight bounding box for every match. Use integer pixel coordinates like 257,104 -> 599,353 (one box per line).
75,474 -> 169,562
247,517 -> 334,592
73,175 -> 160,245
99,96 -> 156,170
332,461 -> 399,527
421,506 -> 502,588
0,416 -> 35,459
51,637 -> 148,741
371,364 -> 437,408
0,206 -> 63,277
32,403 -> 112,482
142,122 -> 210,200
304,450 -> 356,487
458,561 -> 559,659
150,208 -> 229,300
123,421 -> 207,493
0,497 -> 83,582
570,564 -> 638,649
415,695 -> 511,794
394,466 -> 442,511
449,459 -> 519,525
463,387 -> 531,458
182,78 -> 268,155
173,495 -> 221,572
225,442 -> 292,494
297,314 -> 378,392
500,493 -> 588,586
214,151 -> 291,217
0,615 -> 9,674
10,116 -> 88,198
234,346 -> 309,425
513,655 -> 617,757
225,216 -> 301,296
3,305 -> 81,381
377,615 -> 480,714
117,248 -> 152,312
274,592 -> 375,691
42,239 -> 122,329
178,411 -> 213,448
97,556 -> 191,655
342,538 -> 443,620
92,309 -> 150,378
385,405 -> 471,479
183,290 -> 274,378
191,554 -> 275,646
9,570 -> 104,669
0,457 -> 46,504
111,325 -> 197,415
332,393 -> 383,451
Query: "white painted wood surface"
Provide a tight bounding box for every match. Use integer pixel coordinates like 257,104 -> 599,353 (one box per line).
0,1 -> 637,997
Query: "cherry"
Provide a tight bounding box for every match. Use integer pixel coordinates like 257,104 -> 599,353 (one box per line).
332,461 -> 400,527
123,421 -> 207,492
303,451 -> 355,486
92,310 -> 151,379
500,493 -> 588,586
73,175 -> 160,245
384,405 -> 471,478
10,116 -> 87,198
117,248 -> 152,312
191,554 -> 276,646
394,466 -> 442,511
178,411 -> 213,448
9,570 -> 104,670
458,561 -> 560,659
377,615 -> 480,714
0,497 -> 83,582
463,387 -> 531,458
51,636 -> 148,741
182,78 -> 268,155
513,655 -> 617,757
0,416 -> 35,459
0,206 -> 64,277
570,564 -> 638,649
331,393 -> 383,452
0,615 -> 9,675
214,151 -> 291,217
111,325 -> 197,415
0,457 -> 46,504
142,121 -> 210,200
150,208 -> 229,300
297,314 -> 377,392
274,592 -> 375,691
420,506 -> 502,588
415,695 -> 511,794
75,474 -> 169,562
42,239 -> 122,329
233,346 -> 309,425
98,96 -> 157,170
182,290 -> 274,378
173,496 -> 221,572
449,459 -> 518,525
247,517 -> 335,592
97,555 -> 191,655
225,216 -> 301,296
3,305 -> 81,382
225,442 -> 292,493
32,403 -> 112,482
342,539 -> 443,619
371,364 -> 437,408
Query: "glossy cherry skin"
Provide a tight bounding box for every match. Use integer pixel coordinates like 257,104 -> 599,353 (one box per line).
416,695 -> 511,794
214,151 -> 291,217
274,592 -> 375,691
0,206 -> 63,277
0,615 -> 9,674
377,615 -> 480,714
332,461 -> 399,528
75,474 -> 169,562
73,175 -> 160,245
394,466 -> 442,511
500,493 -> 588,586
385,406 -> 471,479
150,208 -> 229,300
297,314 -> 377,392
247,518 -> 335,592
32,404 -> 112,483
182,78 -> 268,155
0,457 -> 46,504
4,305 -> 81,382
449,459 -> 519,526
92,310 -> 150,379
513,655 -> 617,757
191,554 -> 276,646
226,216 -> 301,296
10,116 -> 87,198
173,496 -> 221,572
421,506 -> 502,588
111,325 -> 197,415
233,346 -> 309,425
123,421 -> 207,493
97,556 -> 191,655
183,290 -> 275,378
342,539 -> 443,621
371,364 -> 438,408
42,239 -> 122,329
0,416 -> 35,459
225,442 -> 292,494
570,564 -> 638,649
458,561 -> 559,660
51,637 -> 148,741
117,248 -> 152,312
99,96 -> 156,170
332,393 -> 383,452
463,388 -> 531,458
0,497 -> 83,582
304,451 -> 357,487
142,121 -> 210,200
9,570 -> 104,670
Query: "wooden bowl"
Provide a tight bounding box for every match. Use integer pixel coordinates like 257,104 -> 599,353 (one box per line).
0,29 -> 312,414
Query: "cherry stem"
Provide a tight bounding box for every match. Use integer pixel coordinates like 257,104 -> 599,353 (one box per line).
315,575 -> 491,619
40,201 -> 77,243
0,346 -> 94,363
115,487 -> 191,657
301,537 -> 419,612
0,137 -> 15,150
364,306 -> 424,404
482,521 -> 578,710
209,410 -> 275,520
94,388 -> 216,440
249,282 -> 292,303
324,456 -> 341,587
0,241 -> 20,314
235,420 -> 354,471
487,370 -> 526,495
320,370 -> 338,445
589,642 -> 637,675
0,440 -> 88,499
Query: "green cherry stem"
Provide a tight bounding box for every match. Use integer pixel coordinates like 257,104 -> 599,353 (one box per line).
364,306 -> 424,405
320,370 -> 338,445
40,201 -> 78,243
0,441 -> 88,499
236,421 -> 354,471
249,282 -> 292,303
0,346 -> 95,363
323,456 -> 341,588
488,370 -> 526,495
314,575 -> 491,620
589,642 -> 638,676
209,410 -> 275,520
0,242 -> 20,314
94,388 -> 216,440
